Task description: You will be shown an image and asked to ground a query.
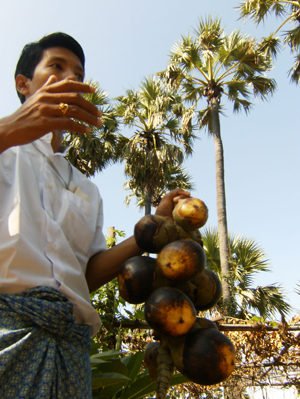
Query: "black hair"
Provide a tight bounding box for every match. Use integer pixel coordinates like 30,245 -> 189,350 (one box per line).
15,32 -> 85,103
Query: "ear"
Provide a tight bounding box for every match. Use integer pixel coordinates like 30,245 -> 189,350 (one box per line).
15,74 -> 31,97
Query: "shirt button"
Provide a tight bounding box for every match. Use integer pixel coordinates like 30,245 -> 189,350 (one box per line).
48,182 -> 53,188
52,243 -> 57,250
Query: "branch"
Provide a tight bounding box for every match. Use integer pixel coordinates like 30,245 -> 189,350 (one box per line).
114,320 -> 300,332
260,331 -> 300,378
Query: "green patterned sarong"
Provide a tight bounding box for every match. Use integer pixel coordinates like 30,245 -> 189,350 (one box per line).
0,287 -> 92,399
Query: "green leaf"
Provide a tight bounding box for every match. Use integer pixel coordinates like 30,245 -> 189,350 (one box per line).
97,381 -> 127,399
133,310 -> 145,320
90,339 -> 101,356
119,372 -> 190,399
95,358 -> 129,376
169,373 -> 190,386
249,316 -> 264,323
119,375 -> 156,399
90,359 -> 112,365
122,352 -> 144,381
92,373 -> 131,389
90,349 -> 122,360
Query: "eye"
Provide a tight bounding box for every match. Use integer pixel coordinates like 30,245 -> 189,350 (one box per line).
76,74 -> 84,82
50,63 -> 63,70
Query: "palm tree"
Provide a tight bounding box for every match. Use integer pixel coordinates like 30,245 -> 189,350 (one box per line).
124,163 -> 194,210
115,76 -> 196,215
238,0 -> 300,83
159,16 -> 276,310
63,81 -> 119,177
202,228 -> 291,319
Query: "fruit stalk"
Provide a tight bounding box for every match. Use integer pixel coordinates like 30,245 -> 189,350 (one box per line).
156,344 -> 175,399
143,342 -> 160,381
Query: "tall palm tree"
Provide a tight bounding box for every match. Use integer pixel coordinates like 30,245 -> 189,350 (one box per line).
202,228 -> 291,319
115,76 -> 196,215
63,81 -> 119,177
238,0 -> 300,83
159,16 -> 276,309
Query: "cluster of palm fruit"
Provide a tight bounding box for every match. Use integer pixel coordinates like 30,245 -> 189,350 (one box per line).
118,198 -> 235,399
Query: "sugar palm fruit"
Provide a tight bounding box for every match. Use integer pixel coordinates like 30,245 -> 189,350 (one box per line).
173,197 -> 208,231
118,256 -> 156,304
144,287 -> 197,337
157,239 -> 206,282
191,269 -> 222,311
171,279 -> 198,304
134,215 -> 179,253
168,324 -> 235,385
193,316 -> 218,330
175,225 -> 203,247
151,265 -> 173,292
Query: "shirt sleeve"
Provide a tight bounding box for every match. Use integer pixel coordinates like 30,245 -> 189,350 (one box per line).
88,192 -> 108,259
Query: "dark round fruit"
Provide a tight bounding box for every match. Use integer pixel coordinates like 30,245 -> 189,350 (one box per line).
192,269 -> 222,311
118,256 -> 156,304
170,327 -> 235,385
144,287 -> 196,337
134,215 -> 178,253
157,239 -> 206,281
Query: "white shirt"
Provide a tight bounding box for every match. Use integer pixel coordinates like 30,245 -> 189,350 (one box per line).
0,133 -> 107,336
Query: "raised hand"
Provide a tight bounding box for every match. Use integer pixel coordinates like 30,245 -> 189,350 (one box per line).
0,75 -> 102,153
155,188 -> 190,222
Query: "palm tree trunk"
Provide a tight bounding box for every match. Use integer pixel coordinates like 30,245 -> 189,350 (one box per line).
145,186 -> 152,216
211,97 -> 232,310
144,186 -> 152,257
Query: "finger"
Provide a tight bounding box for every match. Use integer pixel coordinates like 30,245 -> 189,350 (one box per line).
173,194 -> 190,204
46,79 -> 96,94
44,75 -> 58,86
56,103 -> 102,127
36,79 -> 100,118
46,116 -> 92,134
175,188 -> 191,197
57,93 -> 102,117
163,188 -> 190,201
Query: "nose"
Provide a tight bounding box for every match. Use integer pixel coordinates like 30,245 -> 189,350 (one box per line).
65,70 -> 78,82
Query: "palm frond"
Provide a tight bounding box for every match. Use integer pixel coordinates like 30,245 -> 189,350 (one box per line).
194,16 -> 224,55
247,75 -> 277,100
237,0 -> 286,25
244,284 -> 292,319
258,34 -> 282,58
283,24 -> 300,51
196,106 -> 226,134
225,80 -> 252,114
288,53 -> 300,83
157,64 -> 186,89
201,228 -> 290,319
238,0 -> 300,84
202,228 -> 221,277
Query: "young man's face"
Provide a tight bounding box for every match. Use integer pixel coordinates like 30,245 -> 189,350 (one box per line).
25,46 -> 85,99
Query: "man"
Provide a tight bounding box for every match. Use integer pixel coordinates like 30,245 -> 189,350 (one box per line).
0,32 -> 190,398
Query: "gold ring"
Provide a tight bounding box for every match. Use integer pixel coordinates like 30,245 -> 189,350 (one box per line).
59,102 -> 69,115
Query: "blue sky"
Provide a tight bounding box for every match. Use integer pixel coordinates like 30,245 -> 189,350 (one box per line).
1,0 -> 299,319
